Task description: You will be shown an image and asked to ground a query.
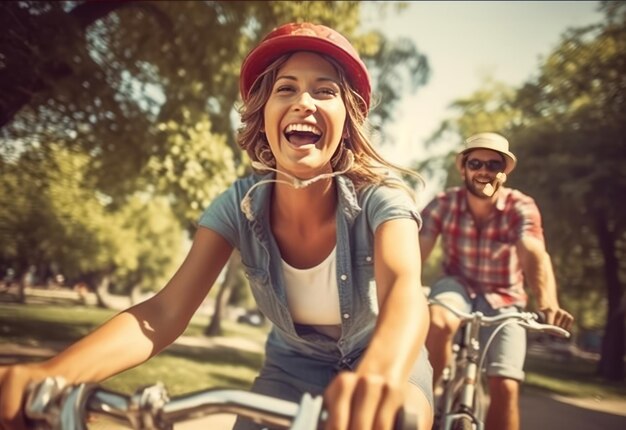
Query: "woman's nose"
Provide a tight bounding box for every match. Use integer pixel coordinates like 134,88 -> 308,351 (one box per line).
293,92 -> 316,113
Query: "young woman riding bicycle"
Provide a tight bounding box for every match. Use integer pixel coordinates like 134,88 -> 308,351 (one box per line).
0,22 -> 433,430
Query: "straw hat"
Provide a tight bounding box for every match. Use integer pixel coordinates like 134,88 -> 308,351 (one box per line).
455,132 -> 517,174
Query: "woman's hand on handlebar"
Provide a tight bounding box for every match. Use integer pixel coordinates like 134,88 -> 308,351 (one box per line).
323,370 -> 405,430
0,364 -> 47,430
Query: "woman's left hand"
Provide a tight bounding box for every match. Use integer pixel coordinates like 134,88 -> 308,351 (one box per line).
323,370 -> 405,430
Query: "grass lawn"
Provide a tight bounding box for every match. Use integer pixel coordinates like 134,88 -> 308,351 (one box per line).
0,300 -> 267,395
525,354 -> 626,400
1,300 -> 624,400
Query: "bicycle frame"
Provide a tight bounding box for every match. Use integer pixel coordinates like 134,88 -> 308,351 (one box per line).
431,298 -> 569,430
437,313 -> 485,430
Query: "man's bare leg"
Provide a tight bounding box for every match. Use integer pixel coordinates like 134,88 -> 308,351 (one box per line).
485,377 -> 520,430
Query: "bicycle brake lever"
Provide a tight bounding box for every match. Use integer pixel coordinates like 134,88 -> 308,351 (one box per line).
292,393 -> 324,430
58,383 -> 98,430
520,318 -> 571,339
25,376 -> 68,429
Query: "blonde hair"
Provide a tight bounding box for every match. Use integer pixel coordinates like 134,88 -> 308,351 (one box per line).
237,53 -> 422,196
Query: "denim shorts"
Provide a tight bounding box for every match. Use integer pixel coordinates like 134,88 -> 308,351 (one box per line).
428,276 -> 526,381
233,345 -> 433,429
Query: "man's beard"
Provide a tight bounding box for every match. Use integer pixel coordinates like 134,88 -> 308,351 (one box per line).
464,175 -> 493,199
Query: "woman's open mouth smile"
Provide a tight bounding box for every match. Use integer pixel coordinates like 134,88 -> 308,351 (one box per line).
284,123 -> 322,149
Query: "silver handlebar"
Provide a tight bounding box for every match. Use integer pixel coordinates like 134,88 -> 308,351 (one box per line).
428,297 -> 570,338
26,377 -> 323,430
26,377 -> 415,430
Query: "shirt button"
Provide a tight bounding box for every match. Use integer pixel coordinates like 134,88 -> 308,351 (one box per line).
343,313 -> 350,319
340,274 -> 347,281
365,256 -> 372,262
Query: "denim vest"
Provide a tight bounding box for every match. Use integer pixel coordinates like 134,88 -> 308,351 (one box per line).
199,173 -> 421,384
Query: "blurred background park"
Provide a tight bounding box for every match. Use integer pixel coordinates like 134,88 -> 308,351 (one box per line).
0,0 -> 624,425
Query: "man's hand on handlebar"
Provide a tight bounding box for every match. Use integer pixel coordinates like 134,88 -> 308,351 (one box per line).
538,306 -> 574,332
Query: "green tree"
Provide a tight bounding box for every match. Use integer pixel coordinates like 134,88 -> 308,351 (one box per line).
511,1 -> 626,380
0,146 -> 184,305
148,112 -> 242,231
109,195 -> 185,298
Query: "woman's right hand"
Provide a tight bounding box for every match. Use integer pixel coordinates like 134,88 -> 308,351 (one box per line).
0,363 -> 48,430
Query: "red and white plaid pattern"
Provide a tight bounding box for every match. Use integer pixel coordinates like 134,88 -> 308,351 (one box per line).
421,187 -> 544,309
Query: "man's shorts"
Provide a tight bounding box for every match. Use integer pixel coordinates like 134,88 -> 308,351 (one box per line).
428,276 -> 526,381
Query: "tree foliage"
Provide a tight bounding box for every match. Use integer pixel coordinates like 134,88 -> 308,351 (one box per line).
512,1 -> 626,380
0,145 -> 184,298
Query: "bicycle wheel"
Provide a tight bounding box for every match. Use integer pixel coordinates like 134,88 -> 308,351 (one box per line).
450,415 -> 473,430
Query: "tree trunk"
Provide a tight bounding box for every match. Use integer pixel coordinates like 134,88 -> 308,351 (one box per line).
16,280 -> 26,303
94,275 -> 113,309
595,212 -> 625,381
204,251 -> 241,337
14,275 -> 27,304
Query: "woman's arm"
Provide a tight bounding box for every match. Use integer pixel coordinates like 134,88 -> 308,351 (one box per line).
0,227 -> 232,430
418,230 -> 438,263
324,218 -> 429,429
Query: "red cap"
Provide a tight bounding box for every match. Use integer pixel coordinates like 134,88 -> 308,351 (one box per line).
240,22 -> 371,115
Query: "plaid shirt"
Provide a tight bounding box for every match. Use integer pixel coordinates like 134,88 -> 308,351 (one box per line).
420,187 -> 544,309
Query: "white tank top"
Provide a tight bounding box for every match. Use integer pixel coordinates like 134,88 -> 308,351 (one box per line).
281,246 -> 341,334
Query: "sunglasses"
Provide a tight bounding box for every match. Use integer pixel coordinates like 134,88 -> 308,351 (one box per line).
465,158 -> 505,172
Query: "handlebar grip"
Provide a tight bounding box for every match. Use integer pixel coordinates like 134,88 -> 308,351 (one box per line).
533,311 -> 547,324
526,312 -> 570,338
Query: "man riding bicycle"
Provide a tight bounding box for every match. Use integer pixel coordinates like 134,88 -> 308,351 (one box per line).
419,132 -> 574,430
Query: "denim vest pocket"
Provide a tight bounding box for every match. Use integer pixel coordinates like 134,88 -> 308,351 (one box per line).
354,250 -> 378,314
242,262 -> 272,312
242,262 -> 295,334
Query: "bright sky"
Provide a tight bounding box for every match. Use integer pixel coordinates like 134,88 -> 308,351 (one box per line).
361,1 -> 603,202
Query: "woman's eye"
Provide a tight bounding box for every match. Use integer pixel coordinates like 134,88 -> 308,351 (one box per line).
317,88 -> 337,96
276,85 -> 294,93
